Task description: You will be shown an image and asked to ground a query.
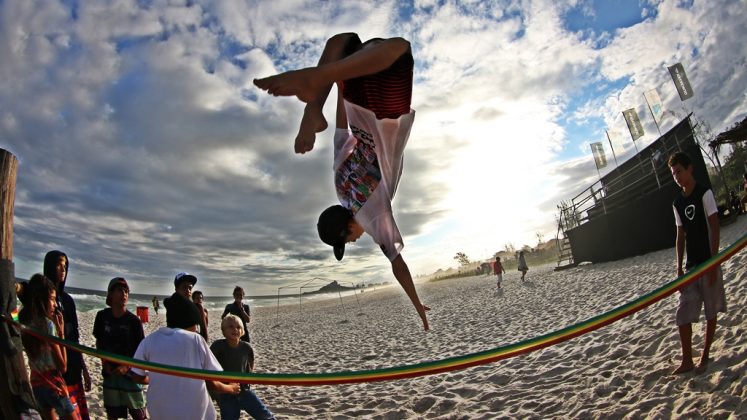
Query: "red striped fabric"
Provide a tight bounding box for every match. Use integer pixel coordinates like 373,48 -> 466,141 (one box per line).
342,52 -> 413,119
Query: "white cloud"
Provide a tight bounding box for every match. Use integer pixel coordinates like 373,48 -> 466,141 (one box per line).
1,0 -> 744,295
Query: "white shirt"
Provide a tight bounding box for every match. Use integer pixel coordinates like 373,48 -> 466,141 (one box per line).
131,327 -> 223,420
334,100 -> 415,261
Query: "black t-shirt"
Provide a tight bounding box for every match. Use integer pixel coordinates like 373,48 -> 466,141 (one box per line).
221,302 -> 251,342
93,308 -> 145,375
58,291 -> 84,385
673,183 -> 715,268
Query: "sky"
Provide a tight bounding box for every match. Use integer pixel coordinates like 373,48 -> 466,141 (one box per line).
1,0 -> 745,297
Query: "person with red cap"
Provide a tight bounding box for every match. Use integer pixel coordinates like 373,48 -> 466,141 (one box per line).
254,33 -> 430,330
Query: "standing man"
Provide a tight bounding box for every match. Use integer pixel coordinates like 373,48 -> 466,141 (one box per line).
174,272 -> 208,342
93,277 -> 148,419
668,152 -> 726,374
44,250 -> 92,419
221,286 -> 251,343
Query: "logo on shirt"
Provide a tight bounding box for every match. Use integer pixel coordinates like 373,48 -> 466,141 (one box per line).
335,125 -> 381,213
684,204 -> 695,220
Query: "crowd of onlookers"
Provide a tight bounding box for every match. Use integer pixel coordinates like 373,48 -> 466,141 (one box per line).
16,249 -> 275,420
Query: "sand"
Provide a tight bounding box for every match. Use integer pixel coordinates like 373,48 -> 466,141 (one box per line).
77,216 -> 746,419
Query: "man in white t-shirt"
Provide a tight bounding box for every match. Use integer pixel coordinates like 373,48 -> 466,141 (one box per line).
254,33 -> 430,331
130,293 -> 239,419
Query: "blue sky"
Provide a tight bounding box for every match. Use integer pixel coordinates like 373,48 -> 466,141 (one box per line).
1,0 -> 745,297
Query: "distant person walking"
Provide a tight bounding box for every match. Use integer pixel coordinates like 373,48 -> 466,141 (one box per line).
174,272 -> 208,342
740,172 -> 747,212
668,152 -> 726,374
152,296 -> 160,314
517,251 -> 529,281
493,257 -> 506,289
222,286 -> 251,343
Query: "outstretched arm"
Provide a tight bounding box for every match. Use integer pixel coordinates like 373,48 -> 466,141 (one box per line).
390,254 -> 430,331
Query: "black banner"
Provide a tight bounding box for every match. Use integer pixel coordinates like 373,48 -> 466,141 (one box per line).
668,62 -> 694,101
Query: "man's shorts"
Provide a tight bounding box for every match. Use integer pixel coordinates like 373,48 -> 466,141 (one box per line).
495,274 -> 503,284
676,267 -> 727,326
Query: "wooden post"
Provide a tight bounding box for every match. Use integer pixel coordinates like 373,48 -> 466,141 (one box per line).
0,148 -> 36,418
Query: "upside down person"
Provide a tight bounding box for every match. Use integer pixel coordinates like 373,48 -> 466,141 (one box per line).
254,33 -> 430,331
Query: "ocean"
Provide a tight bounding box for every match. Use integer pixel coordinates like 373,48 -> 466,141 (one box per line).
64,287 -> 365,313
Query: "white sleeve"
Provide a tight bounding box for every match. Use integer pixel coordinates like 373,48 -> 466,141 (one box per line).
673,205 -> 682,227
703,189 -> 718,217
130,340 -> 147,376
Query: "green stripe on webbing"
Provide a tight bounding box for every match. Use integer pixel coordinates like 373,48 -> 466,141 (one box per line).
14,232 -> 747,386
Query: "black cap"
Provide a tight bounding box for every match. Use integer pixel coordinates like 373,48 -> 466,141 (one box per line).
317,205 -> 352,261
174,272 -> 197,287
164,293 -> 202,329
106,277 -> 129,306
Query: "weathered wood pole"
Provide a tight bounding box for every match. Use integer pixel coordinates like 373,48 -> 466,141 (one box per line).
0,148 -> 35,418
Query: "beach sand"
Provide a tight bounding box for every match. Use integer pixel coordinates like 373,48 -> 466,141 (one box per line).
77,216 -> 746,419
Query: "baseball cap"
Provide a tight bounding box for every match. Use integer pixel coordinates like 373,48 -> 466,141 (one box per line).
106,277 -> 129,306
164,293 -> 202,329
317,205 -> 352,261
174,272 -> 197,287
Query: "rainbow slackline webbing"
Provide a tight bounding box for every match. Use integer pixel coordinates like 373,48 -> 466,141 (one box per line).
6,232 -> 746,386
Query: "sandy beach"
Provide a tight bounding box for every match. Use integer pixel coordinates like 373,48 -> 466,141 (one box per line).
76,216 -> 746,419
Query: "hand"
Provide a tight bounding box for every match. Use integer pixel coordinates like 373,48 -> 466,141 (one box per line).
53,311 -> 65,336
114,365 -> 130,376
227,383 -> 240,395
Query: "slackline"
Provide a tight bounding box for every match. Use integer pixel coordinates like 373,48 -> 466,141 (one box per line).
4,232 -> 746,386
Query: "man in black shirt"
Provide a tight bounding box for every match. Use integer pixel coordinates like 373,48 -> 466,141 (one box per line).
221,286 -> 251,342
668,152 -> 726,374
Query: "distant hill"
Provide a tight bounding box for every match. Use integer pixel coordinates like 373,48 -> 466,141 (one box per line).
303,280 -> 356,295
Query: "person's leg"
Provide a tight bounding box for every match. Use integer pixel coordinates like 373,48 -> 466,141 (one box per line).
127,407 -> 148,420
254,35 -> 410,103
292,33 -> 359,153
673,323 -> 695,374
217,394 -> 241,420
239,388 -> 275,420
696,317 -> 717,372
255,35 -> 412,153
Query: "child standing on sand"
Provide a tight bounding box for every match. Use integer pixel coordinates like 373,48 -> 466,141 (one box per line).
19,274 -> 80,420
210,315 -> 275,420
254,33 -> 430,330
493,257 -> 506,289
668,152 -> 726,374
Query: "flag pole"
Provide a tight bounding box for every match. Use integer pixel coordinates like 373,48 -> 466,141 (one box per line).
644,93 -> 662,136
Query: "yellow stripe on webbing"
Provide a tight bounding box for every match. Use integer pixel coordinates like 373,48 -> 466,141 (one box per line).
10,232 -> 747,386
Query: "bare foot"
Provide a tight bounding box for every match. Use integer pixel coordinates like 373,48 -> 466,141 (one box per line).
672,361 -> 695,375
253,68 -> 324,104
695,357 -> 710,373
295,105 -> 327,154
418,304 -> 431,331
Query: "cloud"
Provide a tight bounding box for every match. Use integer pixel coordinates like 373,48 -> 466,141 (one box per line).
1,0 -> 744,296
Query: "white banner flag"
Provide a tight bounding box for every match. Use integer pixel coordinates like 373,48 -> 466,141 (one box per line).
644,88 -> 665,125
591,142 -> 607,170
